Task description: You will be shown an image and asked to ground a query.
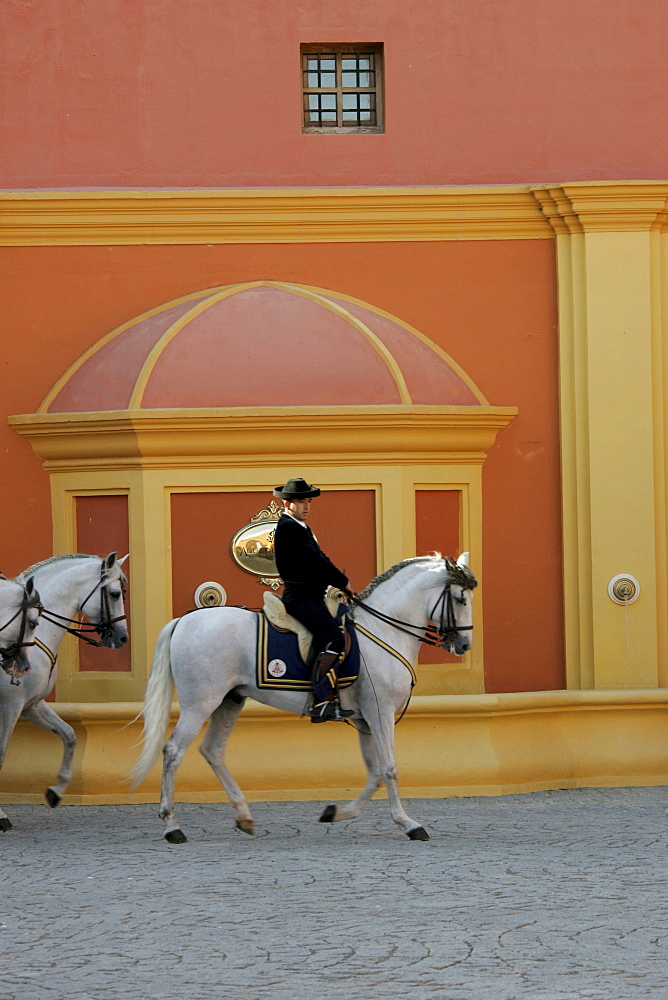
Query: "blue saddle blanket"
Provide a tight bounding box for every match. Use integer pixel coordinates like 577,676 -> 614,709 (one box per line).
256,613 -> 360,691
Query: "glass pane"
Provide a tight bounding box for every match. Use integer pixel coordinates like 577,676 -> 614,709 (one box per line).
321,72 -> 336,87
308,59 -> 319,70
308,73 -> 319,87
360,94 -> 370,109
343,93 -> 358,109
342,72 -> 357,87
359,58 -> 370,69
309,112 -> 320,122
309,95 -> 319,109
342,111 -> 358,121
322,110 -> 337,121
342,58 -> 357,70
321,59 -> 335,70
359,72 -> 370,87
360,110 -> 372,121
322,94 -> 336,109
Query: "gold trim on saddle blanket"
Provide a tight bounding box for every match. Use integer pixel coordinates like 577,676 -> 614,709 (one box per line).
353,623 -> 417,686
256,612 -> 358,691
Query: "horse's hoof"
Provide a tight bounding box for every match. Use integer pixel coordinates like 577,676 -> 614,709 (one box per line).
407,826 -> 430,841
45,788 -> 61,809
236,818 -> 255,836
319,804 -> 337,823
0,817 -> 13,832
164,829 -> 188,844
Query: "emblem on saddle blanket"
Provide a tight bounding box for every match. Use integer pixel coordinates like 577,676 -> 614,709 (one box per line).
256,599 -> 360,692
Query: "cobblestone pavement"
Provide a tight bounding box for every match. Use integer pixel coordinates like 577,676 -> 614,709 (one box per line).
1,788 -> 668,1000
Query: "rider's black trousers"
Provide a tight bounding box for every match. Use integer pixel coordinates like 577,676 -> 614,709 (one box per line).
282,587 -> 344,655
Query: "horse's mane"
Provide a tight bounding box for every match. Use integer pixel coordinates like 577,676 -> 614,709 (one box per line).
358,554 -> 443,600
17,553 -> 125,584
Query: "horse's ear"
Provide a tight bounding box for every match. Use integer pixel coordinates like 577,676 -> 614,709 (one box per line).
117,553 -> 129,567
25,576 -> 40,605
457,551 -> 470,568
105,552 -> 118,571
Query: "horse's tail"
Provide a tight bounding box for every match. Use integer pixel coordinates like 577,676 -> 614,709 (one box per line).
130,617 -> 180,789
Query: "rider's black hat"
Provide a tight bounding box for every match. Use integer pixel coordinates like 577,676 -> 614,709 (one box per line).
273,478 -> 321,501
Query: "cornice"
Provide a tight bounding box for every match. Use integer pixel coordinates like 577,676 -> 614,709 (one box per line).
9,405 -> 517,471
0,186 -> 552,245
532,181 -> 668,235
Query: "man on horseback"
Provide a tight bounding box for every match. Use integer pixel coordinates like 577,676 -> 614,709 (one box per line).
272,478 -> 355,723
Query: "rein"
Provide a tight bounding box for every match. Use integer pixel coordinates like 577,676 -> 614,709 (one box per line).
37,559 -> 127,648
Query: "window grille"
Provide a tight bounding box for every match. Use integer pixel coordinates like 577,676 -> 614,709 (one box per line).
301,46 -> 384,133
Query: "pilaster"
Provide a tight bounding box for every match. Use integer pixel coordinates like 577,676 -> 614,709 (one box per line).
532,183 -> 668,689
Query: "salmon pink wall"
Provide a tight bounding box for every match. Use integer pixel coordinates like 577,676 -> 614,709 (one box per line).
75,494 -> 131,673
2,0 -> 665,188
0,238 -> 561,692
416,490 -> 461,668
171,490 -> 376,618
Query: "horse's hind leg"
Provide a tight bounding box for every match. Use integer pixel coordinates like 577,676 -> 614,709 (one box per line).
159,708 -> 210,844
19,701 -> 76,809
319,728 -> 381,824
199,696 -> 254,835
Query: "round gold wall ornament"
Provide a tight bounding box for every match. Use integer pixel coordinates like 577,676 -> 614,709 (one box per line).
230,500 -> 283,590
607,574 -> 640,605
194,581 -> 227,607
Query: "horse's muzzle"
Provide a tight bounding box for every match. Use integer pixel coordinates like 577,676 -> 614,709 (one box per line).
101,625 -> 129,650
1,647 -> 32,681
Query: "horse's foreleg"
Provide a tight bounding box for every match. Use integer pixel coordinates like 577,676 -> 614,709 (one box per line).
199,696 -> 254,835
367,710 -> 429,840
159,709 -> 209,844
20,701 -> 76,809
319,728 -> 381,824
0,701 -> 24,831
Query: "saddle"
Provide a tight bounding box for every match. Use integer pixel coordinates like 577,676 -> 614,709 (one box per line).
262,586 -> 349,663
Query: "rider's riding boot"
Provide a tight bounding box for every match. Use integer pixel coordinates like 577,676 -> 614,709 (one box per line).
310,692 -> 354,724
309,649 -> 354,723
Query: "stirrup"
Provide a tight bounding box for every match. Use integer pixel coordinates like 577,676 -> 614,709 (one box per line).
309,698 -> 354,724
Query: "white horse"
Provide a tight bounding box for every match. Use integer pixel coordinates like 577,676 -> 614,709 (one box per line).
0,552 -> 129,831
132,553 -> 476,842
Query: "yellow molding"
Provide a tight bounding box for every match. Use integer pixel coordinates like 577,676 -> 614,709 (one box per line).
9,406 -> 517,471
0,186 -> 552,245
533,182 -> 668,234
3,691 -> 668,802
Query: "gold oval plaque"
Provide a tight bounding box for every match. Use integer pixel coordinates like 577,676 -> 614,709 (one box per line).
230,501 -> 282,589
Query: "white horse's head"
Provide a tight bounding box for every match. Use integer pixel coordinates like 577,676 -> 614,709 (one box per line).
439,553 -> 477,656
85,551 -> 129,649
0,576 -> 41,680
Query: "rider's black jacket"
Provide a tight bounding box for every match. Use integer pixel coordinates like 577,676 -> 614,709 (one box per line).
273,514 -> 348,601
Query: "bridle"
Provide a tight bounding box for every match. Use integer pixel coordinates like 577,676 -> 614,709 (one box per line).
37,559 -> 127,647
350,577 -> 475,650
0,585 -> 39,679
